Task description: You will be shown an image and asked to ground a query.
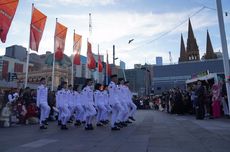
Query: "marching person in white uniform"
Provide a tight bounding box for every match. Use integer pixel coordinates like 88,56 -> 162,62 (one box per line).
101,85 -> 111,124
94,83 -> 107,126
67,84 -> 75,123
124,81 -> 136,121
117,78 -> 129,126
73,85 -> 84,126
58,82 -> 71,130
37,78 -> 50,129
82,79 -> 96,130
108,75 -> 124,130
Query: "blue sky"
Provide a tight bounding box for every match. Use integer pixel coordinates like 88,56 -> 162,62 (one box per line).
1,0 -> 230,68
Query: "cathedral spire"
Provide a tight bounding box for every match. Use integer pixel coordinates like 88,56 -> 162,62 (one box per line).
186,18 -> 200,61
188,18 -> 195,40
179,34 -> 187,62
204,30 -> 217,59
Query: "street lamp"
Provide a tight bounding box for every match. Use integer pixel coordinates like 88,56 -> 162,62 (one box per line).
141,67 -> 151,96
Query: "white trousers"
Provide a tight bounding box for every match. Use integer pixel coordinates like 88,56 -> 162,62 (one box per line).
60,105 -> 71,125
39,103 -> 50,125
85,104 -> 96,125
102,104 -> 112,121
120,102 -> 129,122
111,103 -> 123,127
96,104 -> 107,123
128,102 -> 137,117
74,105 -> 85,121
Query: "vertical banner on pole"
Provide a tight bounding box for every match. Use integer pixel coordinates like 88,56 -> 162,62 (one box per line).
72,30 -> 82,86
25,3 -> 47,88
0,0 -> 19,43
52,20 -> 67,91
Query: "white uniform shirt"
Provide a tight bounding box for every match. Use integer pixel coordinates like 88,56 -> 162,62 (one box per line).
108,81 -> 119,105
58,89 -> 69,108
36,84 -> 48,107
94,90 -> 104,107
102,90 -> 109,105
82,86 -> 94,106
117,85 -> 127,104
67,90 -> 74,108
73,91 -> 81,106
123,86 -> 133,103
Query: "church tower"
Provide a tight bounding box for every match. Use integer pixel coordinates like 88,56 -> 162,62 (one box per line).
186,19 -> 200,61
204,30 -> 217,60
178,34 -> 187,62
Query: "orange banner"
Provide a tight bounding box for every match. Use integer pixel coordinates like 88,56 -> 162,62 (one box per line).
73,33 -> 82,65
98,52 -> 103,72
87,41 -> 96,69
106,52 -> 112,76
0,0 -> 19,43
54,22 -> 67,60
29,5 -> 47,52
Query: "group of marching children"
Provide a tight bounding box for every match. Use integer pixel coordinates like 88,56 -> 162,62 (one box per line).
36,74 -> 137,131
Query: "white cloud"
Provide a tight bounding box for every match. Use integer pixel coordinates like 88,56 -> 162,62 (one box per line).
48,0 -> 116,6
2,1 -> 220,69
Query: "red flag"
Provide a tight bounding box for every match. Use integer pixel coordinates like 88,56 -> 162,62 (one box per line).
87,40 -> 96,69
98,51 -> 103,72
29,5 -> 47,52
54,22 -> 67,60
73,32 -> 82,65
106,51 -> 112,76
0,0 -> 19,43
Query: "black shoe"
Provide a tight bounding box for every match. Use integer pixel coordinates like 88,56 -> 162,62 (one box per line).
67,120 -> 73,123
42,120 -> 48,125
121,122 -> 127,127
97,123 -> 103,127
129,117 -> 136,121
58,120 -> 62,126
85,124 -> 93,130
111,126 -> 120,131
115,122 -> 123,128
74,120 -> 81,126
125,120 -> 132,124
61,125 -> 68,130
89,124 -> 94,130
40,125 -> 47,129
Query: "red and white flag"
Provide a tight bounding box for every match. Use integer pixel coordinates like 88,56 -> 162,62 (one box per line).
98,51 -> 103,72
54,22 -> 67,60
0,0 -> 19,43
29,5 -> 47,52
73,32 -> 82,65
87,40 -> 96,69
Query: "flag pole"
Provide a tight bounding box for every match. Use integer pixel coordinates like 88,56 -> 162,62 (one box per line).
97,44 -> 100,83
51,18 -> 57,91
85,38 -> 89,79
71,29 -> 75,86
25,3 -> 34,88
216,0 -> 230,114
106,50 -> 109,85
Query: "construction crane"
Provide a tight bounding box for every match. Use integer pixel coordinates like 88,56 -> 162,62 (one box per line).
169,51 -> 173,64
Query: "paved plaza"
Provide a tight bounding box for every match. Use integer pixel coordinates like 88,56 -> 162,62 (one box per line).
0,110 -> 230,152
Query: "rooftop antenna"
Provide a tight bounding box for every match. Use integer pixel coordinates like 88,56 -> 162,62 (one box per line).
169,51 -> 173,64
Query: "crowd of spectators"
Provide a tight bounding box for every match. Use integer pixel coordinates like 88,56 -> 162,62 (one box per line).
151,80 -> 229,119
0,87 -> 56,127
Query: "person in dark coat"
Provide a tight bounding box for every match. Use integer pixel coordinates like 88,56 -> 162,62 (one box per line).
195,80 -> 205,119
